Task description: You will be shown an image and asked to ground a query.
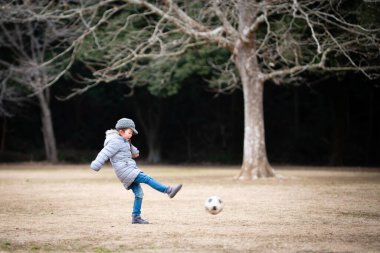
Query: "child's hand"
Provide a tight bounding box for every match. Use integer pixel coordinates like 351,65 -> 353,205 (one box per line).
132,153 -> 139,158
90,161 -> 101,171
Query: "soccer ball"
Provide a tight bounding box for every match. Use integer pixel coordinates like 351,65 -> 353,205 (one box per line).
204,196 -> 223,215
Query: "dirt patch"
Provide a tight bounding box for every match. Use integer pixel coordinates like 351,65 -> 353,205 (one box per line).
0,163 -> 379,252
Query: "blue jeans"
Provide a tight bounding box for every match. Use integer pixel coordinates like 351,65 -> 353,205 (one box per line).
129,172 -> 169,216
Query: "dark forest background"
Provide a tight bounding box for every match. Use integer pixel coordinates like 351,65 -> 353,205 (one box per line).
1,0 -> 379,168
1,70 -> 379,167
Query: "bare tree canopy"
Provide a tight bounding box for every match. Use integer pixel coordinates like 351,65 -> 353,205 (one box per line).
3,1 -> 377,87
0,70 -> 26,117
0,0 -> 83,162
2,0 -> 379,176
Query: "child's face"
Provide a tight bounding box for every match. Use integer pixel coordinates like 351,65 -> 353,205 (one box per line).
119,128 -> 133,140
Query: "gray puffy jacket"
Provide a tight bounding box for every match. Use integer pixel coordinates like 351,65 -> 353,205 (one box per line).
90,129 -> 141,189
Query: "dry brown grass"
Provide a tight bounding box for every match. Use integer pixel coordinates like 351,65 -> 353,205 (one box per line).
0,163 -> 379,253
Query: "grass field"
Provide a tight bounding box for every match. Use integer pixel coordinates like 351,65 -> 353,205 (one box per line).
0,163 -> 379,252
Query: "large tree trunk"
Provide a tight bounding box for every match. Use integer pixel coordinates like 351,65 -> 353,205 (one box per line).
234,0 -> 275,179
234,39 -> 275,178
37,89 -> 58,163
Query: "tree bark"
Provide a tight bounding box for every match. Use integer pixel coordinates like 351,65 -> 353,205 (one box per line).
146,129 -> 162,163
37,89 -> 58,163
328,85 -> 347,166
365,88 -> 374,165
134,96 -> 163,164
234,42 -> 275,179
293,87 -> 300,138
0,117 -> 6,153
232,0 -> 275,179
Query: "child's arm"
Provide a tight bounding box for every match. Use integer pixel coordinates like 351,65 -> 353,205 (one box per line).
90,140 -> 119,171
131,144 -> 140,159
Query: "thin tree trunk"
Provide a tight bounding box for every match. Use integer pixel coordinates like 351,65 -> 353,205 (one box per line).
365,89 -> 374,165
37,89 -> 58,163
329,86 -> 347,166
0,117 -> 6,152
293,87 -> 300,137
146,129 -> 162,163
184,124 -> 192,162
134,96 -> 163,164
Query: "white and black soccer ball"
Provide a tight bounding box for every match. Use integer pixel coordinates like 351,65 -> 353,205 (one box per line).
204,196 -> 223,215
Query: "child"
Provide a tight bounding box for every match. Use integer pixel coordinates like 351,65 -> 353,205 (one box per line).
90,118 -> 182,224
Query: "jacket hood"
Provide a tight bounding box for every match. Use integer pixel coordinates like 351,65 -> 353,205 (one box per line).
104,129 -> 122,145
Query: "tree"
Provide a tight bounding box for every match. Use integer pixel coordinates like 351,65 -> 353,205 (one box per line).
23,0 -> 380,177
0,1 -> 81,162
0,71 -> 27,152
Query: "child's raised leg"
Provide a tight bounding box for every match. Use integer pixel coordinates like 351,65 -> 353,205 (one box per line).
134,172 -> 183,198
134,172 -> 168,192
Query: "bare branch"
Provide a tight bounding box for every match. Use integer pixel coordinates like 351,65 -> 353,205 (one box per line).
242,14 -> 266,42
292,0 -> 322,54
212,0 -> 239,38
6,0 -> 377,97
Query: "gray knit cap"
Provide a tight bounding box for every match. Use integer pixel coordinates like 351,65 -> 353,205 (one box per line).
115,118 -> 138,134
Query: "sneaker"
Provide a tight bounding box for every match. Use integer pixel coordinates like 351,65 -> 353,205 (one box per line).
167,184 -> 183,198
132,215 -> 149,224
